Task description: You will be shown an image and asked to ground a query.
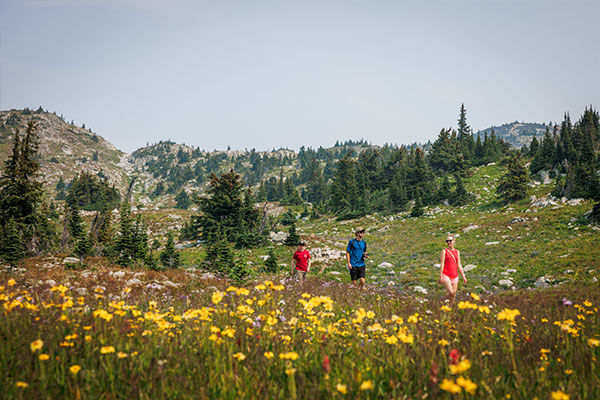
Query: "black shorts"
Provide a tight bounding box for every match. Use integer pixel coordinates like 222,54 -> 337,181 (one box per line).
350,267 -> 366,281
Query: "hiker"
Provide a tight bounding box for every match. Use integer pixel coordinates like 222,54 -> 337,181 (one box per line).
346,226 -> 368,291
291,241 -> 311,285
439,234 -> 466,304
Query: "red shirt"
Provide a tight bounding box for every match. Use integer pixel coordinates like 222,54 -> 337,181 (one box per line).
293,249 -> 311,271
442,248 -> 459,279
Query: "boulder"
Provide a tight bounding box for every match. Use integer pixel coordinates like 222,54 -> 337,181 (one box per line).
45,279 -> 57,287
269,231 -> 288,243
498,279 -> 513,287
110,271 -> 126,279
62,257 -> 81,264
485,241 -> 500,246
126,278 -> 142,286
463,224 -> 480,233
463,264 -> 477,272
535,276 -> 550,289
329,271 -> 342,275
378,262 -> 394,269
509,217 -> 526,223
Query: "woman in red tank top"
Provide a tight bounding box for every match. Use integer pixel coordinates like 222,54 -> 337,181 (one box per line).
438,234 -> 467,305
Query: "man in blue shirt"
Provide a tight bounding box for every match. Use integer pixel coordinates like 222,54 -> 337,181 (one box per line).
346,226 -> 368,290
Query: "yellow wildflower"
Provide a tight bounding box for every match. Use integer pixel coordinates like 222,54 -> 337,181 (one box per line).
438,339 -> 449,346
336,383 -> 348,394
100,346 -> 115,354
285,368 -> 296,375
588,339 -> 600,347
497,308 -> 520,322
264,351 -> 274,359
16,381 -> 28,388
39,354 -> 50,361
470,292 -> 480,301
8,279 -> 16,286
30,339 -> 43,352
386,335 -> 398,345
440,378 -> 461,394
456,376 -> 477,394
359,380 -> 374,390
551,390 -> 570,400
69,365 -> 81,375
233,352 -> 246,361
441,305 -> 452,312
279,352 -> 299,360
449,359 -> 472,375
117,352 -> 128,358
211,291 -> 224,305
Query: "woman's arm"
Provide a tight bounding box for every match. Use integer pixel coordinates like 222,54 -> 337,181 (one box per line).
457,250 -> 467,283
439,250 -> 445,282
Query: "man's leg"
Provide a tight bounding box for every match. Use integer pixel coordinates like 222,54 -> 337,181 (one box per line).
358,277 -> 365,291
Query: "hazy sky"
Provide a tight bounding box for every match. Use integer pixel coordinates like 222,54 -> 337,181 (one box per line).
1,0 -> 599,153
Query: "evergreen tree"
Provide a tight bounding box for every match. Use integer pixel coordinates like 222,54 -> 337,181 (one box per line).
409,191 -> 424,218
175,189 -> 191,209
529,135 -> 539,157
117,203 -> 135,266
436,175 -> 452,203
496,153 -> 529,204
67,201 -> 84,242
449,174 -> 472,206
73,232 -> 92,266
264,248 -> 279,273
204,233 -> 235,276
0,122 -> 54,257
0,218 -> 26,266
284,222 -> 300,246
160,232 -> 181,268
389,173 -> 409,211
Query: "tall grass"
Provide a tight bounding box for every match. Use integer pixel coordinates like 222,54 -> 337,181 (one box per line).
1,271 -> 598,399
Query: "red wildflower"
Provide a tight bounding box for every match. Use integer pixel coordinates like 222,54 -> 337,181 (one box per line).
449,349 -> 460,365
322,355 -> 331,373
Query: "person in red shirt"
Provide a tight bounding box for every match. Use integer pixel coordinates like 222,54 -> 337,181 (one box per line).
438,234 -> 467,305
291,241 -> 311,285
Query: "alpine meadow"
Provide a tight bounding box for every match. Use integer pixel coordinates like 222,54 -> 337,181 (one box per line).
0,102 -> 598,399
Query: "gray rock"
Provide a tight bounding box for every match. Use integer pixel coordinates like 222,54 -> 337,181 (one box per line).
329,271 -> 342,275
201,273 -> 217,280
463,264 -> 477,272
378,262 -> 394,269
485,241 -> 501,246
509,217 -> 526,223
535,276 -> 550,289
126,278 -> 142,286
146,283 -> 163,290
110,271 -> 126,279
62,257 -> 80,264
45,279 -> 57,287
463,224 -> 480,233
269,231 -> 288,243
75,287 -> 88,296
499,279 -> 513,287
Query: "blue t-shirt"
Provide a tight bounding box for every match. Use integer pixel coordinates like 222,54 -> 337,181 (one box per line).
347,238 -> 367,267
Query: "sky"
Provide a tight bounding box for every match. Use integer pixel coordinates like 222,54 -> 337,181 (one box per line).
1,0 -> 599,153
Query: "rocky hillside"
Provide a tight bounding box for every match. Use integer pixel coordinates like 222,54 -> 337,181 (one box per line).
0,108 -> 130,195
477,121 -> 550,148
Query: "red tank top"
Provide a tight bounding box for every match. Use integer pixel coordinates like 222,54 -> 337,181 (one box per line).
442,248 -> 459,279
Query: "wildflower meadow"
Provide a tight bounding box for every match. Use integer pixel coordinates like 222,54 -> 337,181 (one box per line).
1,267 -> 598,399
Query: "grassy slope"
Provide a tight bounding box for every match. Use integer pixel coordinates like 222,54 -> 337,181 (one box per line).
179,162 -> 598,294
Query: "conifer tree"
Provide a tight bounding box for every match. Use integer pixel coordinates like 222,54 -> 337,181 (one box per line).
73,232 -> 92,266
0,218 -> 26,266
160,232 -> 180,269
264,248 -> 279,273
436,175 -> 452,203
409,191 -> 424,218
175,189 -> 191,209
389,173 -> 409,211
284,222 -> 300,246
117,203 -> 135,266
449,174 -> 472,206
0,122 -> 54,258
496,153 -> 529,204
204,233 -> 235,275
